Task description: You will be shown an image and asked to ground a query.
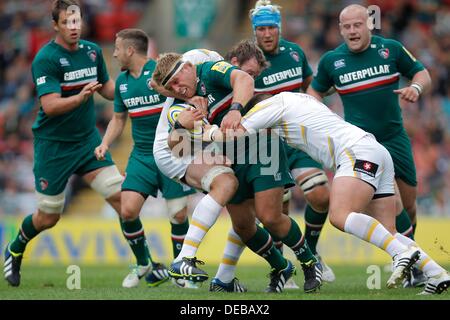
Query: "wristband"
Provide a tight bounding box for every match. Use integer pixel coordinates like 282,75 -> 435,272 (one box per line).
207,125 -> 219,141
174,120 -> 186,130
229,102 -> 244,113
410,83 -> 423,95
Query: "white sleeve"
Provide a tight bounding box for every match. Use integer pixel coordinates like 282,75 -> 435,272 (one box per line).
241,98 -> 283,132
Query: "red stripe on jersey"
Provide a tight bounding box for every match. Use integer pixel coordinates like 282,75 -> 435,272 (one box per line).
129,107 -> 163,118
336,76 -> 399,95
256,82 -> 302,94
61,83 -> 87,91
208,98 -> 233,123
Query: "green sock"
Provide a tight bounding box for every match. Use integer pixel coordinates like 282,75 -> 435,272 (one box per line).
395,209 -> 414,240
120,217 -> 152,266
264,226 -> 284,255
171,217 -> 189,259
282,217 -> 316,264
304,204 -> 328,255
245,225 -> 287,271
9,214 -> 40,254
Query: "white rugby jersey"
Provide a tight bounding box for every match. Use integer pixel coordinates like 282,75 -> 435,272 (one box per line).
153,49 -> 223,177
241,92 -> 369,171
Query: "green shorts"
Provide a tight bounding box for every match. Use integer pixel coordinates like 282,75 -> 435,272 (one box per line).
33,130 -> 114,195
122,151 -> 195,199
380,129 -> 417,187
228,133 -> 294,204
283,142 -> 323,172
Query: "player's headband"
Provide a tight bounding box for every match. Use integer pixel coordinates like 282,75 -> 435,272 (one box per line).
251,5 -> 281,30
162,60 -> 186,87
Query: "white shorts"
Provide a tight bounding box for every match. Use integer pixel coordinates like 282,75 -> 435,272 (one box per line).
334,135 -> 395,196
154,147 -> 192,182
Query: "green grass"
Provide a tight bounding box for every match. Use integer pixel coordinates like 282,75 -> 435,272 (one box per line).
1,264 -> 449,300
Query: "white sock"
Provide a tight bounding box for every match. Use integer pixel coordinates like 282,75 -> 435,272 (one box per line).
344,212 -> 407,257
215,228 -> 246,283
174,194 -> 222,262
394,233 -> 445,278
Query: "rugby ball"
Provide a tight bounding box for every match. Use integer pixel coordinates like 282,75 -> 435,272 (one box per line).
167,103 -> 209,140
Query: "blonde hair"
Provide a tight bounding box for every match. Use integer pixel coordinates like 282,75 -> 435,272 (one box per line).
152,52 -> 183,87
249,0 -> 281,18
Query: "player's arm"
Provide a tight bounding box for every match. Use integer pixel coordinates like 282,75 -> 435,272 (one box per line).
98,79 -> 115,100
40,81 -> 102,117
94,111 -> 127,160
220,69 -> 254,130
306,51 -> 335,102
392,41 -> 432,103
393,69 -> 432,103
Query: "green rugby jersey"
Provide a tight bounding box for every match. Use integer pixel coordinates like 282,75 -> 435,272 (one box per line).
255,39 -> 313,94
195,60 -> 237,125
311,35 -> 424,141
114,59 -> 166,154
31,40 -> 110,141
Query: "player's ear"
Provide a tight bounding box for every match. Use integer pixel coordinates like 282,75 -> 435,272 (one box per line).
230,57 -> 239,67
53,20 -> 58,33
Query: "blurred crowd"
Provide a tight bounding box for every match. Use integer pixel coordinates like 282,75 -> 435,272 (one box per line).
276,0 -> 450,216
1,0 -> 449,216
0,0 -> 145,215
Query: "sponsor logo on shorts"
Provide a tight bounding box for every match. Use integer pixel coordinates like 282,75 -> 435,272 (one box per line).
354,159 -> 378,178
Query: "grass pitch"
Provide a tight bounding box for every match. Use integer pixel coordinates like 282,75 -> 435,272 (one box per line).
0,264 -> 449,300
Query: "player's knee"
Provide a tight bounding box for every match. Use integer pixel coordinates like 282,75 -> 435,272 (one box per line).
35,211 -> 61,230
304,186 -> 330,213
166,197 -> 188,223
90,166 -> 124,199
327,209 -> 346,231
120,202 -> 140,221
205,166 -> 238,195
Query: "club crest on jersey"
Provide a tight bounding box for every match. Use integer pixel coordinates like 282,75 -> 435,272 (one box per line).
378,48 -> 389,59
199,82 -> 206,95
147,78 -> 153,90
39,178 -> 49,191
87,50 -> 97,62
290,51 -> 300,62
334,59 -> 346,69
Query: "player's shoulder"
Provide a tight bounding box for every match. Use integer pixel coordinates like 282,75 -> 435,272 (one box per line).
79,39 -> 103,51
115,69 -> 128,84
32,41 -> 60,66
372,34 -> 400,47
279,38 -> 305,53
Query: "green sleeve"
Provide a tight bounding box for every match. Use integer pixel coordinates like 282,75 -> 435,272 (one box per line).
207,61 -> 237,89
32,58 -> 61,98
311,52 -> 334,93
97,47 -> 110,84
300,49 -> 313,79
113,76 -> 126,113
391,40 -> 425,79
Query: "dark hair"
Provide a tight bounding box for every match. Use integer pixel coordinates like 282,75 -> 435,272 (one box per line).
225,39 -> 269,71
243,93 -> 273,113
116,29 -> 149,55
52,0 -> 81,23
